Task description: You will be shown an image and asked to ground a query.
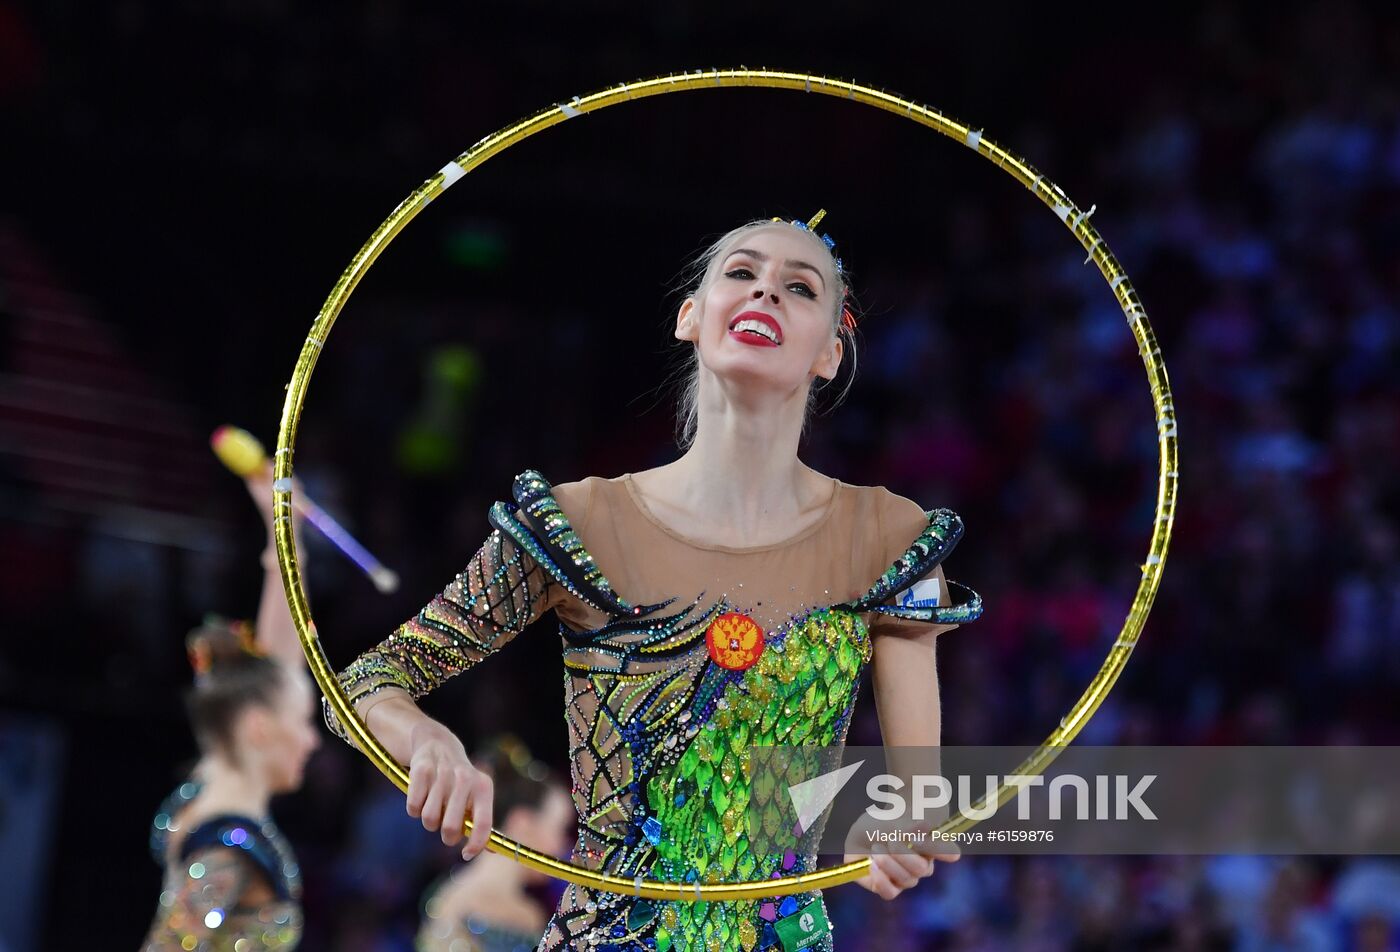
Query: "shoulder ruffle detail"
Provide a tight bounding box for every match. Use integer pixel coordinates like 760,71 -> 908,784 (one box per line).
488,470 -> 673,618
844,507 -> 984,624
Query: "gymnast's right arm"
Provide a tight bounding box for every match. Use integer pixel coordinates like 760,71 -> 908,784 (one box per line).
323,525 -> 557,860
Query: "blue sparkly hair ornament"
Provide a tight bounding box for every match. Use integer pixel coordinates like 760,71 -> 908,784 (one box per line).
771,208 -> 858,334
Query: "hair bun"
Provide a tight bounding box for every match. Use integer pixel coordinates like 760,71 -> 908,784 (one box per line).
186,617 -> 262,677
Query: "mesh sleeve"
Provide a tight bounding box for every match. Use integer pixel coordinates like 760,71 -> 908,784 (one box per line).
323,527 -> 556,744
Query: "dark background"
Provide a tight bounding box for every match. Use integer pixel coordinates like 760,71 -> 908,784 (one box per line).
2,2 -> 1399,949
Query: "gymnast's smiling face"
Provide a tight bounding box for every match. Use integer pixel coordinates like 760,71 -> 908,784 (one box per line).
675,224 -> 844,401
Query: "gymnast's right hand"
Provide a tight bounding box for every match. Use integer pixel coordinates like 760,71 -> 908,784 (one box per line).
405,717 -> 494,860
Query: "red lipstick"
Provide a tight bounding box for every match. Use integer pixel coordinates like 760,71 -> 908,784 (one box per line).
727,310 -> 783,347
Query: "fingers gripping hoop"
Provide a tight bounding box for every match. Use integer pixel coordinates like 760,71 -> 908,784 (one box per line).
273,68 -> 1178,900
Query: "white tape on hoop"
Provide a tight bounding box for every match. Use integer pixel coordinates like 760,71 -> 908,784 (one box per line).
439,162 -> 465,190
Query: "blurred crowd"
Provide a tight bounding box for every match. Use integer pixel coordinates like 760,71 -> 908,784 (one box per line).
2,1 -> 1399,950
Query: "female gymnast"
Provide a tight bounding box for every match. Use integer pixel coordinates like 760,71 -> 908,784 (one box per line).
325,215 -> 981,951
141,468 -> 320,951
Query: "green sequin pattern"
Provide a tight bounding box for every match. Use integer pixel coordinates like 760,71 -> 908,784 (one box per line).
641,607 -> 871,951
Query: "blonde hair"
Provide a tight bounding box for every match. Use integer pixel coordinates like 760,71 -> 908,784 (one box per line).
669,219 -> 860,448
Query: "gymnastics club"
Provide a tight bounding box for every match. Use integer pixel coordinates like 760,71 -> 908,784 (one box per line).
211,426 -> 400,594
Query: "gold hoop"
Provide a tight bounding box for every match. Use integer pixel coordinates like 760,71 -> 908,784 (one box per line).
273,68 -> 1178,900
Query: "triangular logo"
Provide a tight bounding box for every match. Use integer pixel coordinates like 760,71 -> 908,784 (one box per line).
787,759 -> 865,834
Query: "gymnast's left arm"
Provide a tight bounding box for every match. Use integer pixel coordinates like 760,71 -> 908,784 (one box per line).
868,491 -> 959,748
846,561 -> 962,900
869,564 -> 952,749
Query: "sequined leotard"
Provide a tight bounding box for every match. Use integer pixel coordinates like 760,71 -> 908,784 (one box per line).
327,471 -> 981,952
142,780 -> 303,951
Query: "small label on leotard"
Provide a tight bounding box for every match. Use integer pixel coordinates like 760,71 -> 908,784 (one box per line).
897,578 -> 941,609
774,898 -> 832,951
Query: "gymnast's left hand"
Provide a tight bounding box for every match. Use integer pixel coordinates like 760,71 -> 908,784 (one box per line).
842,814 -> 959,900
